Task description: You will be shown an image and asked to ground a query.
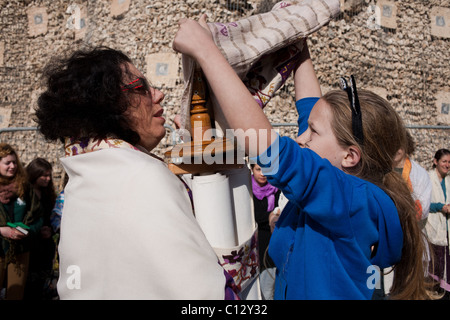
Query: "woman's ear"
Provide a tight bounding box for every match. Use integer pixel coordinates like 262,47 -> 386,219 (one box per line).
433,158 -> 438,167
341,145 -> 361,169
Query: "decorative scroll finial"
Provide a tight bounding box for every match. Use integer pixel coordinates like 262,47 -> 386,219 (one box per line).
190,69 -> 212,142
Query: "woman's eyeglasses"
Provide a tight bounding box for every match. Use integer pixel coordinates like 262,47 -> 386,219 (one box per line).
121,77 -> 151,94
339,75 -> 364,146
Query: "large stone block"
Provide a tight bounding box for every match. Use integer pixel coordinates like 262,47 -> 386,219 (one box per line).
377,0 -> 397,29
110,0 -> 131,17
146,53 -> 179,88
431,7 -> 450,39
436,91 -> 450,124
27,7 -> 48,37
0,107 -> 12,129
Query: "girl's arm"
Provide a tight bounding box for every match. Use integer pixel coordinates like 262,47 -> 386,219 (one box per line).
173,15 -> 276,157
294,40 -> 322,101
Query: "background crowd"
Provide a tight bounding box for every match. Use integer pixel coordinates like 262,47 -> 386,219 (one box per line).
0,146 -> 61,300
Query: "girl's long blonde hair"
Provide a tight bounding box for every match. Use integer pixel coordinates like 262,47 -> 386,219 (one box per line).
323,89 -> 436,300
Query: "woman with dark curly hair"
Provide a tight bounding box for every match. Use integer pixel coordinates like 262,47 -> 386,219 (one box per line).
35,47 -> 238,299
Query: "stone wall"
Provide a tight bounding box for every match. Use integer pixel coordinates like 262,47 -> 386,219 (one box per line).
0,0 -> 449,188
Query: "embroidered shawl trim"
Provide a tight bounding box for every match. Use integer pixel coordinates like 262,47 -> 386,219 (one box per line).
64,137 -> 139,157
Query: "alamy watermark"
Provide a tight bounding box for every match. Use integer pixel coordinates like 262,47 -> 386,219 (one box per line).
65,265 -> 81,290
366,265 -> 382,290
366,3 -> 382,31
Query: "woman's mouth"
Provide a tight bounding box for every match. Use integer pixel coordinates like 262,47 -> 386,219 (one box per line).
154,109 -> 165,121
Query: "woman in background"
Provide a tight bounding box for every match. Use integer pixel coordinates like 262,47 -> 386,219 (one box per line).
0,144 -> 43,300
425,148 -> 450,299
251,163 -> 281,299
25,158 -> 57,300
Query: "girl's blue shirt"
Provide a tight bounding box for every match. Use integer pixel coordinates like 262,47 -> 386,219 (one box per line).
251,97 -> 403,300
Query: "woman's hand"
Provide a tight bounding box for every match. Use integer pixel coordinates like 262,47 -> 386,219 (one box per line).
442,204 -> 450,215
269,207 -> 281,233
0,226 -> 27,240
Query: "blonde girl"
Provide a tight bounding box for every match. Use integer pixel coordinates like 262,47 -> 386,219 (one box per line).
173,15 -> 434,299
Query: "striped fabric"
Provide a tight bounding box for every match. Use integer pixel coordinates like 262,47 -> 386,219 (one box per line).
179,0 -> 341,132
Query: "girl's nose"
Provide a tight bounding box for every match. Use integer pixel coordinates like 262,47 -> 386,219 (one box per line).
295,129 -> 311,148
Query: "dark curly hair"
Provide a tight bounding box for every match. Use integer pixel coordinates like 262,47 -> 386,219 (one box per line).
36,47 -> 140,144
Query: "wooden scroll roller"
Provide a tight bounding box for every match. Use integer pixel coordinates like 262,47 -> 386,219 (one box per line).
190,69 -> 213,143
165,68 -> 243,175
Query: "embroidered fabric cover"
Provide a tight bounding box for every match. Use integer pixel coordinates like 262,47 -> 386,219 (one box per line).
215,230 -> 259,293
178,0 -> 341,132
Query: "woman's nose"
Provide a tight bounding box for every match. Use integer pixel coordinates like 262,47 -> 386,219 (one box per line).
151,88 -> 165,104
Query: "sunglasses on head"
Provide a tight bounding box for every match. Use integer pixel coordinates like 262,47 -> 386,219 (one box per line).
339,75 -> 364,146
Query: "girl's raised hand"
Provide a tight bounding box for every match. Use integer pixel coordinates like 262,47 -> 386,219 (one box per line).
173,14 -> 214,61
173,13 -> 275,157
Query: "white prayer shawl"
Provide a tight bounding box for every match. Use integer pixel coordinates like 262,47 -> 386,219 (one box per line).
425,169 -> 450,247
57,147 -> 227,299
409,159 -> 431,221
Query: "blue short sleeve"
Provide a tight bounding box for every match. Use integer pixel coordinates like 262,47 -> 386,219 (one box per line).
296,97 -> 320,136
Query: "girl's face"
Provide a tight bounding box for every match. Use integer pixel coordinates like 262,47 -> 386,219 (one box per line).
434,154 -> 450,178
295,99 -> 348,169
36,170 -> 52,188
252,164 -> 267,186
0,154 -> 17,178
122,63 -> 166,151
